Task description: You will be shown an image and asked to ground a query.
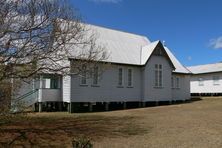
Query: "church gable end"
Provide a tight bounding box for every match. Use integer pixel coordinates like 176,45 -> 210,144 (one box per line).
147,42 -> 175,70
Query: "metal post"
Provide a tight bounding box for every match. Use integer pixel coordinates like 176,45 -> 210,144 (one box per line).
89,103 -> 93,112
38,75 -> 43,103
105,102 -> 109,111
38,102 -> 42,112
169,100 -> 172,105
123,102 -> 127,109
138,102 -> 142,108
155,101 -> 159,106
58,102 -> 63,111
67,103 -> 70,113
142,102 -> 146,107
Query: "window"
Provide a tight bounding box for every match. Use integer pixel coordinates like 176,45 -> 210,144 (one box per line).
92,66 -> 99,85
42,76 -> 60,89
198,78 -> 204,86
154,64 -> 163,87
42,78 -> 50,88
50,77 -> 60,89
176,77 -> 180,88
118,68 -> 123,86
81,65 -> 87,85
128,68 -> 133,87
171,77 -> 174,88
159,65 -> 162,87
155,65 -> 158,87
213,76 -> 220,85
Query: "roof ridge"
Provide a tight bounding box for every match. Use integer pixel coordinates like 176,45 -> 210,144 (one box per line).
87,23 -> 150,40
188,62 -> 222,68
141,40 -> 160,47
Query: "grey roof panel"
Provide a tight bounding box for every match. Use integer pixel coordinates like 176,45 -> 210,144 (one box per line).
164,47 -> 191,74
69,24 -> 189,73
187,63 -> 222,74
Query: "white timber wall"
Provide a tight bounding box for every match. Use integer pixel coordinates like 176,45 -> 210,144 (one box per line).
40,89 -> 62,102
62,76 -> 71,102
70,56 -> 190,102
172,74 -> 190,100
143,55 -> 173,101
70,64 -> 142,102
190,73 -> 222,93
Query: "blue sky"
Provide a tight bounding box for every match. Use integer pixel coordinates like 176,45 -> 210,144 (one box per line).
71,0 -> 222,66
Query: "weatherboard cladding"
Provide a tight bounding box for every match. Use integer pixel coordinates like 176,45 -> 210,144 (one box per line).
69,24 -> 190,74
187,62 -> 222,74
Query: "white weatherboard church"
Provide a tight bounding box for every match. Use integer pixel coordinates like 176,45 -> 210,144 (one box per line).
14,25 -> 191,112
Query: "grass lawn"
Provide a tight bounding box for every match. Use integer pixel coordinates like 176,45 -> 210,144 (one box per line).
0,97 -> 222,147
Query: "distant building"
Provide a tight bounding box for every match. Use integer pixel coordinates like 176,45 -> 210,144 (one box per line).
188,62 -> 222,96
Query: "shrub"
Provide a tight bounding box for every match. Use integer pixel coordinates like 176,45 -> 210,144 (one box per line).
72,136 -> 93,148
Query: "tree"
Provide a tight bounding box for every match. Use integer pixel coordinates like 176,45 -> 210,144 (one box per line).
0,0 -> 108,113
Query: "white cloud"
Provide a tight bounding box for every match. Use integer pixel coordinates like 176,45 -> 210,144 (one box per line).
188,56 -> 192,61
209,36 -> 222,49
89,0 -> 122,3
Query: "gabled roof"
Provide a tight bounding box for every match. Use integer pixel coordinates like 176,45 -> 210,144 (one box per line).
141,41 -> 176,69
187,62 -> 222,74
141,41 -> 160,65
164,47 -> 191,74
69,24 -> 190,74
88,24 -> 150,65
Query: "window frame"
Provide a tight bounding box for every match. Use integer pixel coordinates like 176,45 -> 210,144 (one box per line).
198,77 -> 204,86
80,65 -> 87,86
175,77 -> 180,89
127,68 -> 133,87
92,66 -> 99,86
117,67 -> 124,87
155,65 -> 159,87
42,75 -> 60,89
159,64 -> 162,87
154,64 -> 163,88
171,76 -> 174,89
213,76 -> 220,86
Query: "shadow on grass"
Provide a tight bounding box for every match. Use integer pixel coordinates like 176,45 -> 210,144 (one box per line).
189,97 -> 203,103
0,114 -> 149,147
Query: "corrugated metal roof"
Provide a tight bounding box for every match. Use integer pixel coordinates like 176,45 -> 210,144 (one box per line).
89,24 -> 150,65
69,24 -> 190,74
187,62 -> 222,74
164,47 -> 191,74
141,41 -> 159,65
